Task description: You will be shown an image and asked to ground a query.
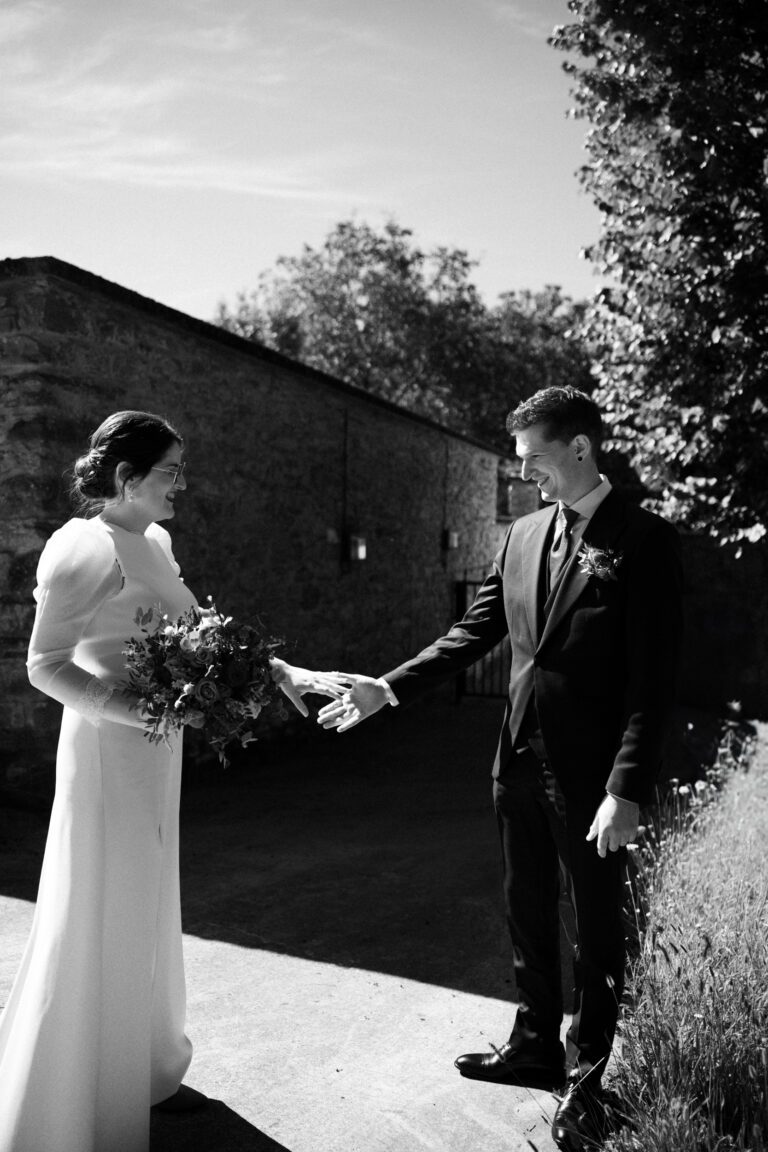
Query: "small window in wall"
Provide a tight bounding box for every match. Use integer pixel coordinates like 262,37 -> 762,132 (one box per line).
497,460 -> 519,520
497,459 -> 538,521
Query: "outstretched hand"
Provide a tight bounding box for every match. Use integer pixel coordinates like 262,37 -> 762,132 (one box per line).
317,673 -> 390,732
586,794 -> 640,858
270,660 -> 351,718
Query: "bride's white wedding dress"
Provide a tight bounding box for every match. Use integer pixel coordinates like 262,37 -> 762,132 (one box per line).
0,517 -> 197,1152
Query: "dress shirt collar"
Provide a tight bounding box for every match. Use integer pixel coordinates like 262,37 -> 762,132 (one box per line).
559,474 -> 612,524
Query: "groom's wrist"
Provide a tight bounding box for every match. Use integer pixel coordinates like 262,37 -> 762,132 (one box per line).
607,790 -> 638,810
375,677 -> 399,707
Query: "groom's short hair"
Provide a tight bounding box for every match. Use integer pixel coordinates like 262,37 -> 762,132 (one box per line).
506,387 -> 603,452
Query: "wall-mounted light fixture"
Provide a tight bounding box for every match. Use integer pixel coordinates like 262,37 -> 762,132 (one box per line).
348,534 -> 367,561
442,529 -> 460,551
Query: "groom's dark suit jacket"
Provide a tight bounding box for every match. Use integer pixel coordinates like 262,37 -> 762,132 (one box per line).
385,489 -> 684,806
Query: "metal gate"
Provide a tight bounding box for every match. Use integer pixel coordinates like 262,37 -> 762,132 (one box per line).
453,579 -> 511,700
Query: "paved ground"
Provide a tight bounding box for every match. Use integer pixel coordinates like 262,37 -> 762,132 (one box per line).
0,697 -> 580,1152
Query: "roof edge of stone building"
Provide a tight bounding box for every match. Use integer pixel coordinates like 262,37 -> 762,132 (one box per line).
1,255 -> 514,461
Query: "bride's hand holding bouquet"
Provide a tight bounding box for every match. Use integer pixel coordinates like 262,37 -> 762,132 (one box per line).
124,601 -> 348,766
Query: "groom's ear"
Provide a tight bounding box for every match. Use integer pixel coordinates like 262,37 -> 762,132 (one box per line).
572,433 -> 591,461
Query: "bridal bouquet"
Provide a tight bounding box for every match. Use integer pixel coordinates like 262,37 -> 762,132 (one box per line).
123,601 -> 285,766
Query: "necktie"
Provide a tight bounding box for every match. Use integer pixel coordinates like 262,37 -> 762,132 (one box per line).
548,506 -> 579,591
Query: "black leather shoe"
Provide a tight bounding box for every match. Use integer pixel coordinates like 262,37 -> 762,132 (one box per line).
455,1041 -> 565,1089
552,1074 -> 606,1150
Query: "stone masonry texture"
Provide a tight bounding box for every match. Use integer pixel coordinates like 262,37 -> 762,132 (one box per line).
0,257 -> 535,784
2,257 -> 766,787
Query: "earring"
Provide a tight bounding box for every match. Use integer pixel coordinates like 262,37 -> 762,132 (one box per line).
577,455 -> 583,462
128,488 -> 135,503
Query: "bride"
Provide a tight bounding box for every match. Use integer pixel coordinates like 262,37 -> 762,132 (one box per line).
0,410 -> 346,1152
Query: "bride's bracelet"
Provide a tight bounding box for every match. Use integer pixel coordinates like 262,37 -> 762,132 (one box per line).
74,677 -> 114,727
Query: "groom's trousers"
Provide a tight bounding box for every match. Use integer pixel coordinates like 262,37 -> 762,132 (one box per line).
493,750 -> 628,1080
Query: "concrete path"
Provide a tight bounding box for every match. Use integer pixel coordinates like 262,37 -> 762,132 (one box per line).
0,698 -> 571,1151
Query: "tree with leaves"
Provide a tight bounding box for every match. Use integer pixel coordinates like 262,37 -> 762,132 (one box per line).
216,219 -> 591,450
552,0 -> 768,547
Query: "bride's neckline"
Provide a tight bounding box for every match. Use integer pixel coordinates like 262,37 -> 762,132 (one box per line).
97,515 -> 149,537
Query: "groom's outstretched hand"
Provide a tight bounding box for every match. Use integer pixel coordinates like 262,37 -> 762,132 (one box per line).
317,674 -> 391,732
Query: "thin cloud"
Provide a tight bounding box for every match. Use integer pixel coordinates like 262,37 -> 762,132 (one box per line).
26,75 -> 182,117
0,0 -> 421,207
0,123 -> 374,203
0,0 -> 52,45
2,21 -> 245,145
484,0 -> 560,40
154,15 -> 254,56
278,7 -> 418,62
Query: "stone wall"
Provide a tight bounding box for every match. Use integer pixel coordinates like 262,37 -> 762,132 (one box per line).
0,257 -> 535,782
2,257 -> 765,787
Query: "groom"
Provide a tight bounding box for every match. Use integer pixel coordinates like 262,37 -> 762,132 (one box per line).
319,386 -> 683,1151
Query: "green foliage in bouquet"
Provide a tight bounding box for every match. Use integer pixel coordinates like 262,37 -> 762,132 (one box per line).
123,601 -> 286,766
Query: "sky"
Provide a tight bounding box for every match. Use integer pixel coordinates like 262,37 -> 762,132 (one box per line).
1,0 -> 603,323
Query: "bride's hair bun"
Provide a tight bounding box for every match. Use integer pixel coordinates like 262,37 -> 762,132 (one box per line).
69,410 -> 182,513
71,447 -> 109,501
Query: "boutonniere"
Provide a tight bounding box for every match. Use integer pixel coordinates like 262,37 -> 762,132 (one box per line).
577,543 -> 623,582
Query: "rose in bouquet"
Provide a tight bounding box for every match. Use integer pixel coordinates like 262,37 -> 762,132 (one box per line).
123,600 -> 286,766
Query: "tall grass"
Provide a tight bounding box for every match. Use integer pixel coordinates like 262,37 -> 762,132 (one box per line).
605,721 -> 768,1152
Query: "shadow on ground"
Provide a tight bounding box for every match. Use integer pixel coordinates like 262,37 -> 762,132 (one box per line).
0,698 -> 526,1002
150,1099 -> 292,1152
178,699 -> 513,995
0,698 -> 730,1005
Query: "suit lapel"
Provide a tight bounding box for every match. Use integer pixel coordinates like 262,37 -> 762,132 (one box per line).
522,505 -> 558,645
536,489 -> 628,652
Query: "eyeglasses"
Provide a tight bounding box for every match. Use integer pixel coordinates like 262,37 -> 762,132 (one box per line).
151,462 -> 186,484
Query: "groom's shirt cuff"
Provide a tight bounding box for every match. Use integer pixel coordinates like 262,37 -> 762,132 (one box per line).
607,790 -> 638,807
375,677 -> 399,707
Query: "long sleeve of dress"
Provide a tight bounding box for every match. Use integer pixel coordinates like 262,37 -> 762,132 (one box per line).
27,520 -> 146,728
